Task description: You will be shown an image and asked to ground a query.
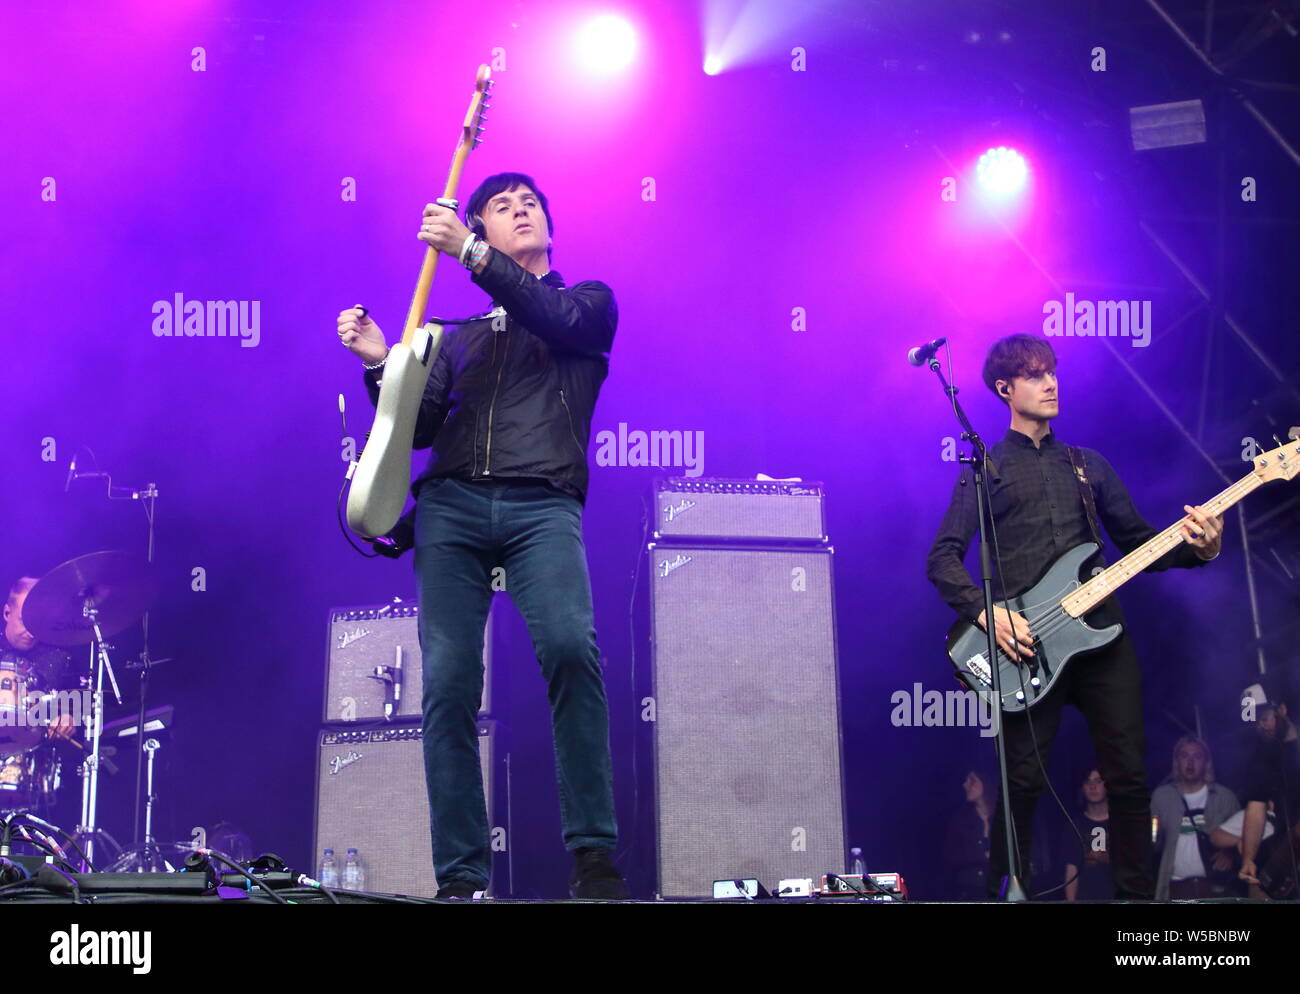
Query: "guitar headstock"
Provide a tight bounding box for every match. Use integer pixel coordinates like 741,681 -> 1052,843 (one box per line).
1251,430 -> 1300,483
463,64 -> 493,150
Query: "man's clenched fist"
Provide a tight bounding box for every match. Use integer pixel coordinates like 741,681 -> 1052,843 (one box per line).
336,305 -> 388,365
418,202 -> 473,257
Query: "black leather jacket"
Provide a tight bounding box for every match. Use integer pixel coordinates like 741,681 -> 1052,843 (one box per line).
365,247 -> 616,504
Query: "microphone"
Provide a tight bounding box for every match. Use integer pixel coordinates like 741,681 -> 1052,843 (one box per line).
64,453 -> 78,492
907,338 -> 947,366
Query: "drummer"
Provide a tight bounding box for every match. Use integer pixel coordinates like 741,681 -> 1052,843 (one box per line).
2,576 -> 77,741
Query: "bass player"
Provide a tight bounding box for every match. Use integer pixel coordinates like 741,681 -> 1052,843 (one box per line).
925,333 -> 1223,899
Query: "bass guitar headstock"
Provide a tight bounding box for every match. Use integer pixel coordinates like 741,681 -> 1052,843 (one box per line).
1251,429 -> 1300,484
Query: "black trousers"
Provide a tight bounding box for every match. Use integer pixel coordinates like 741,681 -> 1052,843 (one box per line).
988,631 -> 1154,899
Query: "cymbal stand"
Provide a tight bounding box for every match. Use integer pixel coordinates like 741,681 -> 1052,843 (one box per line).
76,605 -> 123,869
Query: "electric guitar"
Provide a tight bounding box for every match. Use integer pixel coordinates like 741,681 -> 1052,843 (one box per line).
948,433 -> 1300,712
346,65 -> 493,538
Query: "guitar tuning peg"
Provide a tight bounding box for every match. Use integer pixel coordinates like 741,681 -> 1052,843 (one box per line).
1274,434 -> 1285,448
1290,426 -> 1300,441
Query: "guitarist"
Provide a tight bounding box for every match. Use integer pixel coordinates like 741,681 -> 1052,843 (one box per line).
335,173 -> 626,900
925,333 -> 1223,899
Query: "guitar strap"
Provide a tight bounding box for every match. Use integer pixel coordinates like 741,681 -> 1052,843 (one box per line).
1066,445 -> 1105,550
1179,790 -> 1235,886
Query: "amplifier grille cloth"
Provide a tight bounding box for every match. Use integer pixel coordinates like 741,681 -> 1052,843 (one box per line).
651,547 -> 843,897
314,724 -> 494,897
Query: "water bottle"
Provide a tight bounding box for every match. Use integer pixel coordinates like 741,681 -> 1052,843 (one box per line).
342,848 -> 365,891
319,848 -> 340,888
849,846 -> 866,876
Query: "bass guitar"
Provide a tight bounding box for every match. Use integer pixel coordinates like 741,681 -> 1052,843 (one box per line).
948,433 -> 1300,712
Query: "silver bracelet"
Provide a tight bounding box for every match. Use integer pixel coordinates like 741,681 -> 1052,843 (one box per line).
362,347 -> 390,371
459,233 -> 479,267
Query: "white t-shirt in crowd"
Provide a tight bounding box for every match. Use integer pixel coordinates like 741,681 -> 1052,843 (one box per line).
1172,785 -> 1209,881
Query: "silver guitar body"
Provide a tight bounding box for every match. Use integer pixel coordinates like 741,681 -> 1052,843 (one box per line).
346,323 -> 444,538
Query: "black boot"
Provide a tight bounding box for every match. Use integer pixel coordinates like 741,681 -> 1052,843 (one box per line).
436,878 -> 482,901
569,847 -> 629,900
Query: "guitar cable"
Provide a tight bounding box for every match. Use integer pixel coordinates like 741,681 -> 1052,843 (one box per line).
613,492 -> 652,874
336,395 -> 385,558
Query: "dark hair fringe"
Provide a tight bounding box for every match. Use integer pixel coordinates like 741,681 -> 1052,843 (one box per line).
982,333 -> 1057,400
464,172 -> 554,260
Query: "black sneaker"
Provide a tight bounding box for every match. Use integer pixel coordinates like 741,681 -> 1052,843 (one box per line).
569,847 -> 629,900
436,878 -> 481,901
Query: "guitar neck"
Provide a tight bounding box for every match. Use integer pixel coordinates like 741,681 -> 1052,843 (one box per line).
400,66 -> 492,347
1061,470 -> 1261,617
401,137 -> 473,345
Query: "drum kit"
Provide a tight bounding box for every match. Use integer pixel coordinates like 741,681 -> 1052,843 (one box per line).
1,550 -> 167,868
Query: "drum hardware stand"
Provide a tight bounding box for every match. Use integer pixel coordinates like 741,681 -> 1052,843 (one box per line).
97,707 -> 176,871
67,456 -> 164,870
141,738 -> 161,867
75,604 -> 124,869
107,736 -> 171,872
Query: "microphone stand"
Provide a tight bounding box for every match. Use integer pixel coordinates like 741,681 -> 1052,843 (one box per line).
129,480 -> 158,864
928,356 -> 1026,902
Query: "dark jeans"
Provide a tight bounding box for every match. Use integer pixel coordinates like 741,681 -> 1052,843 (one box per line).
988,632 -> 1154,899
413,478 -> 617,888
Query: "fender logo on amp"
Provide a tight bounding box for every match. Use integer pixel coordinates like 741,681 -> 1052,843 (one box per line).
657,554 -> 692,578
663,499 -> 696,521
329,751 -> 363,775
336,627 -> 372,650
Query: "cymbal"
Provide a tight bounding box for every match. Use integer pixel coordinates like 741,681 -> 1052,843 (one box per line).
22,551 -> 157,647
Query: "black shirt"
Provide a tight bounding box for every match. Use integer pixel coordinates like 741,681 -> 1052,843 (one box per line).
926,428 -> 1205,624
1244,735 -> 1300,831
1060,813 -> 1113,900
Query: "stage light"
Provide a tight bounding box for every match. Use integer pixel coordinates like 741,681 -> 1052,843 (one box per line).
575,14 -> 638,74
975,146 -> 1028,196
703,54 -> 722,75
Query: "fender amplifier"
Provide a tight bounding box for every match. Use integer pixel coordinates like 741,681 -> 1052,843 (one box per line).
324,600 -> 493,723
649,543 -> 845,898
653,478 -> 827,544
312,720 -> 509,897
